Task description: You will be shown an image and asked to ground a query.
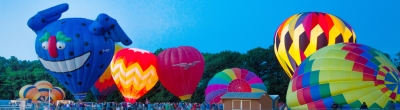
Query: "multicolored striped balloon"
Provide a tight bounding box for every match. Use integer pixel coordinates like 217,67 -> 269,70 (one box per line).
274,12 -> 357,78
205,68 -> 267,103
19,85 -> 42,101
50,87 -> 66,102
287,43 -> 400,109
34,81 -> 53,101
19,81 -> 65,103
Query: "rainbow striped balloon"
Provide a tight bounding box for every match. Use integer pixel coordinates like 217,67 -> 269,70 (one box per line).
205,68 -> 267,103
287,43 -> 400,109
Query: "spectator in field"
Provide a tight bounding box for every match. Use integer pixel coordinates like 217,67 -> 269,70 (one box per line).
148,102 -> 153,110
187,103 -> 192,110
331,102 -> 339,110
360,102 -> 368,110
389,101 -> 395,110
205,102 -> 210,110
200,103 -> 204,110
218,103 -> 223,110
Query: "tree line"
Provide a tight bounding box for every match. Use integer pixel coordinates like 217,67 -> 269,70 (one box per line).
0,45 -> 399,103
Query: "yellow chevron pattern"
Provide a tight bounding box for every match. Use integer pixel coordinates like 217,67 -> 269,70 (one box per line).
274,12 -> 356,78
111,58 -> 158,99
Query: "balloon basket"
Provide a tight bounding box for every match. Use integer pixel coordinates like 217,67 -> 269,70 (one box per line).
124,98 -> 137,103
73,93 -> 87,101
178,94 -> 192,101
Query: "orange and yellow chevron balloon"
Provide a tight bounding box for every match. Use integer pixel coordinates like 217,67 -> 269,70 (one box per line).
110,48 -> 158,103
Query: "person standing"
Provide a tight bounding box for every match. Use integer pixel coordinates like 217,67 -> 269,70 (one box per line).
360,102 -> 368,110
331,102 -> 338,110
389,101 -> 395,110
200,103 -> 204,110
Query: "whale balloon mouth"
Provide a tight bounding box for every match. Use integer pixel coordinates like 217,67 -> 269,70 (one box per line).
39,52 -> 91,73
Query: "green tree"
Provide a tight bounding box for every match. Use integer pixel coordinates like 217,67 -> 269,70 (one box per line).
394,52 -> 400,70
0,46 -> 335,104
243,46 -> 289,102
154,48 -> 164,56
0,56 -> 7,73
191,50 -> 246,103
0,56 -> 9,98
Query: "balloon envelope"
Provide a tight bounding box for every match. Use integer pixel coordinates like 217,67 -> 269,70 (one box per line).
205,68 -> 267,103
19,81 -> 65,103
157,46 -> 205,100
274,12 -> 357,78
34,81 -> 53,101
30,4 -> 132,100
35,18 -> 114,100
90,44 -> 123,102
287,43 -> 400,109
50,87 -> 66,102
19,85 -> 42,101
111,48 -> 158,103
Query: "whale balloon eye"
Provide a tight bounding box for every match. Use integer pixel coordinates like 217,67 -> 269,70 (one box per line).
57,41 -> 66,50
42,41 -> 48,50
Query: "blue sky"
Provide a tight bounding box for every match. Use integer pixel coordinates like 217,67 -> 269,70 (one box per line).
0,0 -> 399,61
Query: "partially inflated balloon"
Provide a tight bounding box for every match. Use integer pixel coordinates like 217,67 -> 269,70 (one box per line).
111,48 -> 158,103
205,68 -> 267,103
50,87 -> 66,102
28,3 -> 132,100
274,12 -> 357,78
287,43 -> 400,109
90,44 -> 123,102
157,46 -> 205,100
19,85 -> 42,101
19,81 -> 66,103
34,81 -> 53,101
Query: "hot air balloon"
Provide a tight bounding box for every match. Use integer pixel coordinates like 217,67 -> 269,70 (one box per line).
19,85 -> 42,101
286,43 -> 400,109
111,48 -> 158,103
90,44 -> 123,102
274,12 -> 357,78
50,87 -> 66,103
205,68 -> 267,103
27,3 -> 132,100
19,81 -> 66,103
34,81 -> 53,101
157,46 -> 205,100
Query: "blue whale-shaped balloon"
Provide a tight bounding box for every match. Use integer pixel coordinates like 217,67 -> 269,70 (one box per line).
27,3 -> 132,100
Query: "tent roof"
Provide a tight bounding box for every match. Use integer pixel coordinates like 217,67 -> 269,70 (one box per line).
269,95 -> 279,100
221,92 -> 266,99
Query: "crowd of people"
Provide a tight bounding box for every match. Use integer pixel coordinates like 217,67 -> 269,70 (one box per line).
331,101 -> 396,110
54,101 -> 224,110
